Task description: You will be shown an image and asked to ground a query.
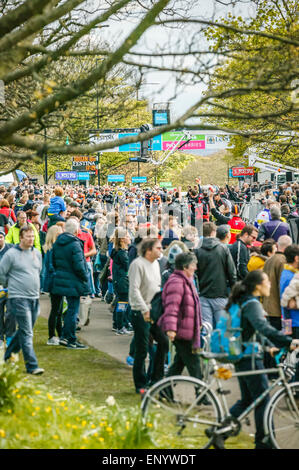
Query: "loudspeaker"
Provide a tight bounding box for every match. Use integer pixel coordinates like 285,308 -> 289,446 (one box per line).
286,172 -> 293,182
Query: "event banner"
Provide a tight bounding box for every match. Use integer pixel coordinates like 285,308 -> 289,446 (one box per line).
89,130 -> 230,153
55,171 -> 77,180
231,167 -> 255,177
72,156 -> 97,174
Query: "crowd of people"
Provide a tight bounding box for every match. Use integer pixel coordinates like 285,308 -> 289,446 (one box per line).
0,174 -> 299,448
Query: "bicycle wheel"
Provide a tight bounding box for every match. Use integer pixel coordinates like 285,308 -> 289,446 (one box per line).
141,375 -> 223,449
265,382 -> 299,449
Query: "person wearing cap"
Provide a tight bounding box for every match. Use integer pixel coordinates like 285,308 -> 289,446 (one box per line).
0,229 -> 15,349
161,241 -> 189,287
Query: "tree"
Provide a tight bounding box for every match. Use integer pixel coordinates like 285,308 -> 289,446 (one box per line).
201,0 -> 299,166
0,0 -> 298,174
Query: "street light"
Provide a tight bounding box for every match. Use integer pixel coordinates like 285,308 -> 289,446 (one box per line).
135,82 -> 160,180
93,25 -> 109,187
95,56 -> 105,187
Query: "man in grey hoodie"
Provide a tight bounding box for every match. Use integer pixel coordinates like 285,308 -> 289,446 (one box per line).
194,222 -> 237,328
0,225 -> 43,375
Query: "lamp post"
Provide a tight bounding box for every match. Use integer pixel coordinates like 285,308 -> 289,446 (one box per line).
95,57 -> 102,187
93,26 -> 109,186
136,82 -> 159,180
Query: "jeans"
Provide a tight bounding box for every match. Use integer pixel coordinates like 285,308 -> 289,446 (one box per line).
93,271 -> 101,295
87,261 -> 95,296
0,297 -> 16,340
230,358 -> 271,449
4,298 -> 40,373
264,316 -> 282,378
48,293 -> 63,339
61,296 -> 80,345
199,297 -> 228,329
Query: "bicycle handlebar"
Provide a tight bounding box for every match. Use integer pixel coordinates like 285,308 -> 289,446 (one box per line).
274,347 -> 288,366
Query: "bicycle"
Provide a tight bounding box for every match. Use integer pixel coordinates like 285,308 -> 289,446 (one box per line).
141,347 -> 299,449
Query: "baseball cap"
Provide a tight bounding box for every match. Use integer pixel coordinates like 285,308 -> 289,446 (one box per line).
167,244 -> 183,265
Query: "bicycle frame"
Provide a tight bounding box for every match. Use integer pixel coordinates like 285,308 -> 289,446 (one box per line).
183,361 -> 298,435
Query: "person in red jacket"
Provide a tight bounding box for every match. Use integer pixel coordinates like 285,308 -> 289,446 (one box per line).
227,205 -> 246,244
209,194 -> 245,244
0,199 -> 16,234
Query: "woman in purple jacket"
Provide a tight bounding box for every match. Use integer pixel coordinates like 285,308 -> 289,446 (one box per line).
158,252 -> 202,379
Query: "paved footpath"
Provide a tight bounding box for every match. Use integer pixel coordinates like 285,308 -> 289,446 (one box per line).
40,295 -> 129,364
39,295 -> 255,437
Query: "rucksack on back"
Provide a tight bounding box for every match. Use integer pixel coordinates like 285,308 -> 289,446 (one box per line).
150,290 -> 164,323
210,298 -> 260,363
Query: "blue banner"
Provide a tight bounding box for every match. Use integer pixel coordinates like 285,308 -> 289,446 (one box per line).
55,171 -> 77,180
132,176 -> 147,183
78,172 -> 90,180
108,174 -> 125,182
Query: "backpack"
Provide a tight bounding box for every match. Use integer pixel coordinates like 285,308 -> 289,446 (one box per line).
150,290 -> 164,323
210,298 -> 260,363
7,209 -> 15,227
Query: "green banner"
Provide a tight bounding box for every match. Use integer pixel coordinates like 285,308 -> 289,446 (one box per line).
162,132 -> 205,141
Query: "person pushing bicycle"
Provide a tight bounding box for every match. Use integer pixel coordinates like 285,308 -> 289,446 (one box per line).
223,270 -> 299,449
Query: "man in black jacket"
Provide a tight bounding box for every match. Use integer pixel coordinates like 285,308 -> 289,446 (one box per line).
194,222 -> 237,328
52,218 -> 90,349
229,225 -> 258,280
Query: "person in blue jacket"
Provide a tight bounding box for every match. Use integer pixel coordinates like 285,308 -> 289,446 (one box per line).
48,187 -> 66,221
280,243 -> 299,382
42,225 -> 64,346
52,218 -> 90,349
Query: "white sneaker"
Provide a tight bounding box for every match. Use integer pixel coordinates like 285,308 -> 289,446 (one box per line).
115,327 -> 133,336
47,337 -> 60,346
30,368 -> 44,375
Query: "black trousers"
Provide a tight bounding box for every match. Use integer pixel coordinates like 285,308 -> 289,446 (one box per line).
131,311 -> 168,391
167,338 -> 202,380
48,293 -> 63,339
292,326 -> 299,382
230,358 -> 271,449
263,316 -> 282,377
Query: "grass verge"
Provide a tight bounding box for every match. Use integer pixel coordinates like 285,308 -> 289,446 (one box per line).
0,315 -> 254,449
